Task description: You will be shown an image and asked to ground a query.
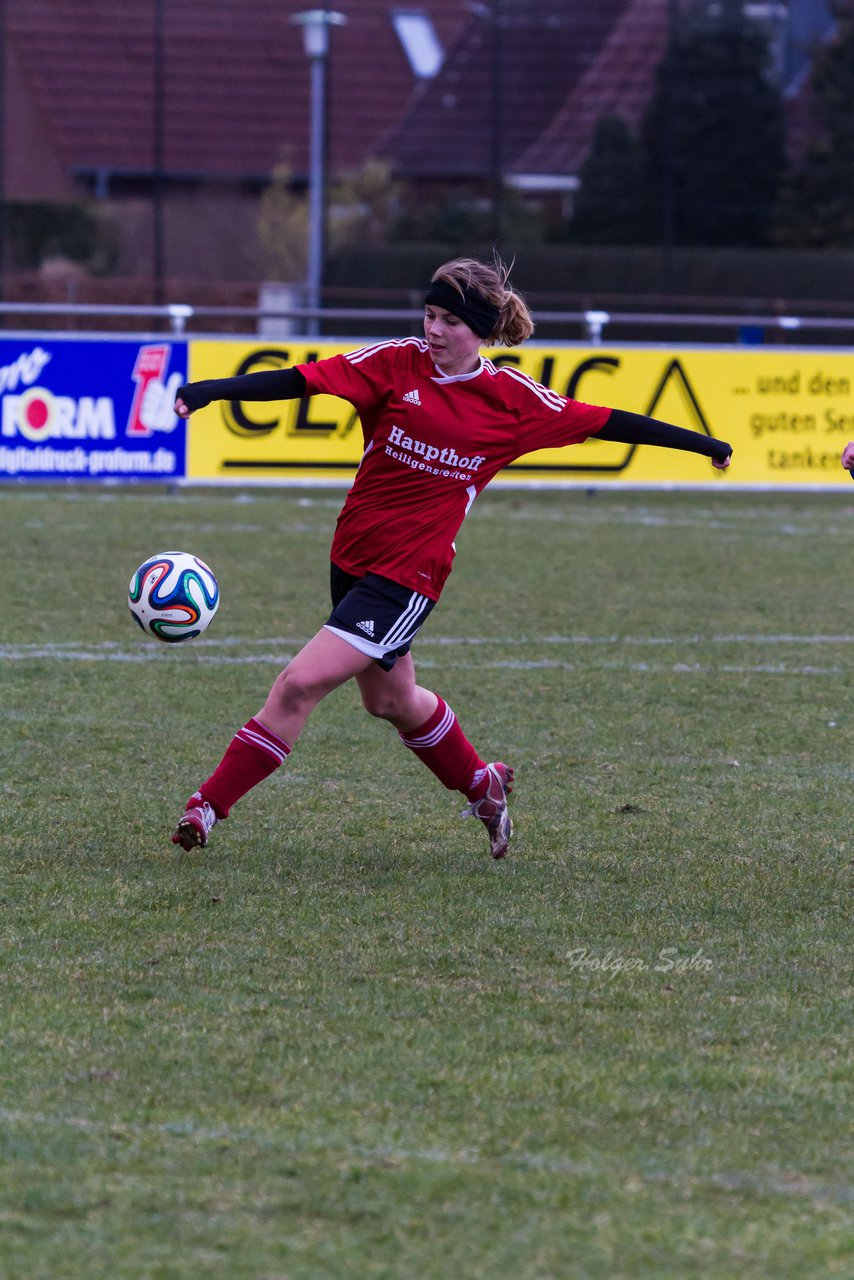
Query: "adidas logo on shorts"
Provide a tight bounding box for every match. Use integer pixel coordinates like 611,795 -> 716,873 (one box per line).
356,619 -> 375,636
402,389 -> 421,406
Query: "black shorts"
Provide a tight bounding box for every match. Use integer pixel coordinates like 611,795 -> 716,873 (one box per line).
325,564 -> 436,671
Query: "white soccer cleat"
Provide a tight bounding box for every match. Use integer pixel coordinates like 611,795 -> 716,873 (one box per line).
461,762 -> 514,858
171,799 -> 218,850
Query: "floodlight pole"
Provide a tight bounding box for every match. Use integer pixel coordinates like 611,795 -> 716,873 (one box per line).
0,0 -> 7,290
662,0 -> 679,295
292,9 -> 347,336
152,0 -> 165,306
489,0 -> 504,243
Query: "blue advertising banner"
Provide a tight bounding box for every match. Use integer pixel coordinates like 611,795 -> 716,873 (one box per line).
0,336 -> 187,481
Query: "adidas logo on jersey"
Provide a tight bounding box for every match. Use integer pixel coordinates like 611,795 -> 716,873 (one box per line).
402,389 -> 422,406
356,619 -> 375,637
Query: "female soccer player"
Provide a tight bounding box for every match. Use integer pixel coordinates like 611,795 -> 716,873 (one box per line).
171,256 -> 732,860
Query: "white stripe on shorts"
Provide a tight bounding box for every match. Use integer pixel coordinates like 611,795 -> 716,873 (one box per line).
381,591 -> 431,649
323,623 -> 391,661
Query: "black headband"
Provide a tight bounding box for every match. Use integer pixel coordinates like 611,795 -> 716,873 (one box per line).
424,279 -> 501,339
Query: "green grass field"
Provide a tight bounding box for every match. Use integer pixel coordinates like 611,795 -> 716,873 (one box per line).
1,484 -> 852,1279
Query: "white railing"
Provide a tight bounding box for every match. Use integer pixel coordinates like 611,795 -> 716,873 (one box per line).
0,300 -> 853,343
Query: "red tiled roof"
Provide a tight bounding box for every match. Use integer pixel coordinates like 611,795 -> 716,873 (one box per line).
6,0 -> 827,199
513,0 -> 672,179
377,0 -> 634,179
7,0 -> 468,183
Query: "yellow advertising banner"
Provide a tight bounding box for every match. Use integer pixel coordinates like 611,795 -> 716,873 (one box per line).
186,340 -> 854,486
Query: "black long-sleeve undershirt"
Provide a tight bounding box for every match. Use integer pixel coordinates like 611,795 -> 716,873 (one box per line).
177,368 -> 307,413
599,408 -> 732,463
176,372 -> 732,463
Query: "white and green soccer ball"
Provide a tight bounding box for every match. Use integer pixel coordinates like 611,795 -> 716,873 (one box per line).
129,551 -> 219,643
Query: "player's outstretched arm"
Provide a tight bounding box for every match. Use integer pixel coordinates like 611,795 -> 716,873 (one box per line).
174,368 -> 308,417
597,408 -> 732,470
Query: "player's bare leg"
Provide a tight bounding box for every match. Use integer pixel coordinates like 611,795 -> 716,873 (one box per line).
356,652 -> 437,732
256,628 -> 377,743
359,655 -> 514,857
173,629 -> 375,850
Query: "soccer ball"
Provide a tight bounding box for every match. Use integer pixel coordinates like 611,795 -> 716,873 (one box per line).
128,551 -> 219,643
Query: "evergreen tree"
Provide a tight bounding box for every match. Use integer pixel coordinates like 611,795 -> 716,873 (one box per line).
568,115 -> 655,244
777,2 -> 854,247
641,0 -> 786,247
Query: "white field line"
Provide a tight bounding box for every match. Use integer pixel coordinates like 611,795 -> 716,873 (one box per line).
0,655 -> 842,675
0,1106 -> 850,1206
0,633 -> 847,677
0,655 -> 845,675
488,503 -> 854,536
5,488 -> 854,525
6,632 -> 854,654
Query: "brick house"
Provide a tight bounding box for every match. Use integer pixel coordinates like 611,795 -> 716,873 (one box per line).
1,0 -> 838,292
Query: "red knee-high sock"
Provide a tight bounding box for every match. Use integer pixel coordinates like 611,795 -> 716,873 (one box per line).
399,696 -> 488,801
191,717 -> 291,818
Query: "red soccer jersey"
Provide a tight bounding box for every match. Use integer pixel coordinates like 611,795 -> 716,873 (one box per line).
298,337 -> 611,600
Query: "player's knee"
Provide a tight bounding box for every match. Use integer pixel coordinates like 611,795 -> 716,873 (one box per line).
360,687 -> 401,721
272,664 -> 327,713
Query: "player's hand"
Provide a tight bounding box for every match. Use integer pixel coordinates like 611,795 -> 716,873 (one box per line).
174,381 -> 215,417
841,441 -> 854,470
712,454 -> 731,471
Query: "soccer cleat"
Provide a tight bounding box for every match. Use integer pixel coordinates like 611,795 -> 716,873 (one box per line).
171,799 -> 218,850
461,762 -> 514,859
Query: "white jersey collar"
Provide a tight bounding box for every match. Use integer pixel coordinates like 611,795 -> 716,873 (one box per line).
430,356 -> 485,384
